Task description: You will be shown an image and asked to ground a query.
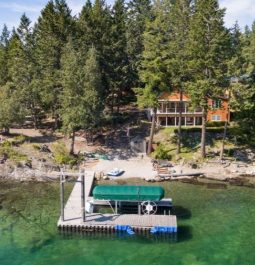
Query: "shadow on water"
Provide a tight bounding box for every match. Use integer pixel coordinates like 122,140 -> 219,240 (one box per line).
177,225 -> 193,243
59,231 -> 179,244
171,206 -> 192,219
29,237 -> 55,253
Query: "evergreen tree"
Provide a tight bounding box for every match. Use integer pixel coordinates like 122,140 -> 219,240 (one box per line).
61,41 -> 103,154
220,22 -> 246,159
78,0 -> 112,100
126,0 -> 152,88
0,84 -> 25,133
0,25 -> 10,86
230,22 -> 255,142
0,30 -> 26,132
18,15 -> 42,128
167,0 -> 191,154
187,0 -> 230,158
110,0 -> 130,112
36,0 -> 74,128
135,0 -> 172,154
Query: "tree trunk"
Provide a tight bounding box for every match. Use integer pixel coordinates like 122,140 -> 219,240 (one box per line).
54,114 -> 60,130
31,102 -> 38,130
3,127 -> 10,135
147,107 -> 157,155
220,95 -> 230,161
117,92 -> 120,114
70,130 -> 75,155
33,114 -> 38,130
220,120 -> 228,161
176,89 -> 183,155
201,108 -> 207,158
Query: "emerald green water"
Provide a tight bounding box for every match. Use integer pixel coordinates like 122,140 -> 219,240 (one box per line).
0,180 -> 255,265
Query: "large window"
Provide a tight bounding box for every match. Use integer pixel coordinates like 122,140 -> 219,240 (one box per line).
212,115 -> 221,121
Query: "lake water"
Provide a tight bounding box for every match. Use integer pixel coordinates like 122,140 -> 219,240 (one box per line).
0,180 -> 255,265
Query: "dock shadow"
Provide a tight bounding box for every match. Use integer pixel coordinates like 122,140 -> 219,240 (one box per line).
91,213 -> 119,222
171,206 -> 192,220
176,225 -> 193,242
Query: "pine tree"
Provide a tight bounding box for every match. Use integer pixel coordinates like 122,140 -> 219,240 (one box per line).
167,0 -> 191,155
0,30 -> 26,132
61,41 -> 103,154
36,0 -> 74,128
0,25 -> 10,86
126,0 -> 152,88
220,22 -> 246,159
230,22 -> 255,142
110,0 -> 130,112
135,0 -> 172,154
187,0 -> 230,158
78,0 -> 112,101
17,14 -> 42,128
0,84 -> 26,133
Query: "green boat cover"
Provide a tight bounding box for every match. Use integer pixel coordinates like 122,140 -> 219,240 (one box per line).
93,185 -> 165,201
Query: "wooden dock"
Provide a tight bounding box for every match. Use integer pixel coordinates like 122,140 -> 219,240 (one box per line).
58,170 -> 177,234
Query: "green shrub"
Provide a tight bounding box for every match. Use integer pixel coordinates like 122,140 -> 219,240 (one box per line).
0,145 -> 28,162
13,135 -> 30,144
51,142 -> 72,165
51,142 -> 83,166
32,144 -> 40,150
207,121 -> 226,127
175,127 -> 224,134
152,144 -> 172,160
1,135 -> 30,147
1,140 -> 12,148
224,148 -> 235,157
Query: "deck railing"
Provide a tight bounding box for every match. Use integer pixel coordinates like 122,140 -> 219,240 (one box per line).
157,107 -> 202,114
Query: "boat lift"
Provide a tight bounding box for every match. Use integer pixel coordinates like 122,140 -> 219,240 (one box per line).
91,185 -> 172,215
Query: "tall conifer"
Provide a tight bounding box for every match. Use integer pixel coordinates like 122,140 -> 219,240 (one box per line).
167,0 -> 191,154
110,0 -> 130,112
61,41 -> 103,154
36,0 -> 74,128
126,0 -> 152,88
136,0 -> 172,154
187,0 -> 230,158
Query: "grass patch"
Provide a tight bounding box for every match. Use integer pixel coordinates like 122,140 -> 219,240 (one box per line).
0,144 -> 28,162
152,143 -> 172,160
32,144 -> 40,150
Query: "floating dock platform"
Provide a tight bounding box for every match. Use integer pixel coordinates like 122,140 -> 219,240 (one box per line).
57,171 -> 177,234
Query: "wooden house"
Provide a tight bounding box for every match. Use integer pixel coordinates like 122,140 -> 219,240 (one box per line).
155,91 -> 230,127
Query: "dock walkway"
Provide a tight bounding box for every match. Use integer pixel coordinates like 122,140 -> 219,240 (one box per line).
58,171 -> 177,233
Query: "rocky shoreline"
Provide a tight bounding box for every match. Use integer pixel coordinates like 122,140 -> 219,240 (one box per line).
1,157 -> 255,190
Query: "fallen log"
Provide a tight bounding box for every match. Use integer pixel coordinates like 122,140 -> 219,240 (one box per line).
158,172 -> 204,178
206,183 -> 227,189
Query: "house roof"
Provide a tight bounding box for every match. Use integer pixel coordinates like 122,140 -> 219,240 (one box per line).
159,91 -> 229,101
159,91 -> 190,101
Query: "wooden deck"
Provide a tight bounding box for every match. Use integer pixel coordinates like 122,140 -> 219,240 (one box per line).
57,170 -> 177,233
58,213 -> 177,229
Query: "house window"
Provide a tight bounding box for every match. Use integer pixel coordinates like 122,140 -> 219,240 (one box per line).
212,115 -> 221,121
212,99 -> 221,109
